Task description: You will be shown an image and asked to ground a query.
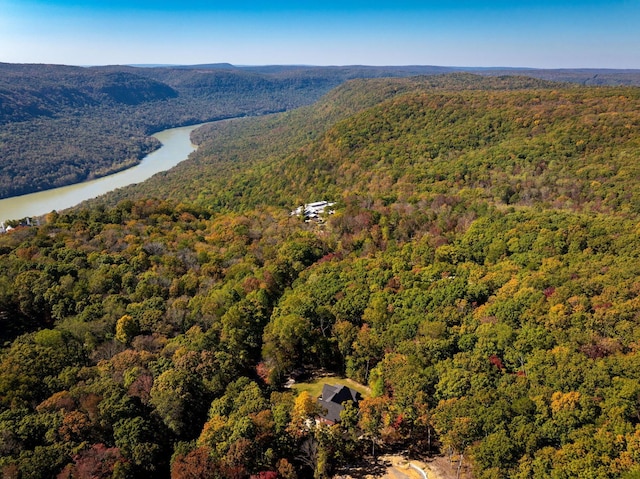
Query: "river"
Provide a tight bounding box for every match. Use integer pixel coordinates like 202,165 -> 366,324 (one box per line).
0,123 -> 204,223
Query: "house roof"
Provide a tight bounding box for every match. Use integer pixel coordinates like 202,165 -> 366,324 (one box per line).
318,384 -> 360,424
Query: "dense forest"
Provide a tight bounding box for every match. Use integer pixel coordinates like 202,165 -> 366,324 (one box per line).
1,73 -> 640,479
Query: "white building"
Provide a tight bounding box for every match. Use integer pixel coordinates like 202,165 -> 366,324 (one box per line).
291,201 -> 335,220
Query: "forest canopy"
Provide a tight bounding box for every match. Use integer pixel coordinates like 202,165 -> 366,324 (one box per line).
1,73 -> 640,479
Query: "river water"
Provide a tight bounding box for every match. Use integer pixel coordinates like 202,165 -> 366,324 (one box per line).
0,123 -> 203,222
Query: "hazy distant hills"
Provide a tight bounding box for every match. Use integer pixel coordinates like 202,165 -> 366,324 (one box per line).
0,63 -> 177,124
1,62 -> 639,199
129,63 -> 640,86
3,62 -> 640,127
137,63 -> 640,86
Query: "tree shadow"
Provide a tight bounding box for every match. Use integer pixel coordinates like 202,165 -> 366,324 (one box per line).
332,455 -> 390,479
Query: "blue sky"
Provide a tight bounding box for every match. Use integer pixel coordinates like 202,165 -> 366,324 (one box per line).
1,0 -> 638,68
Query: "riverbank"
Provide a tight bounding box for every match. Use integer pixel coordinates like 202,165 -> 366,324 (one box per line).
0,122 -> 207,222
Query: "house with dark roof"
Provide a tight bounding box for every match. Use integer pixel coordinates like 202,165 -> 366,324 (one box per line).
317,384 -> 361,425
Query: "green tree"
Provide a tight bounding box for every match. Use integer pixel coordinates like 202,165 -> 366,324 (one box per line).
150,369 -> 206,437
114,315 -> 139,345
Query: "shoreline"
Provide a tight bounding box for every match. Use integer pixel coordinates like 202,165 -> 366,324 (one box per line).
0,122 -> 208,222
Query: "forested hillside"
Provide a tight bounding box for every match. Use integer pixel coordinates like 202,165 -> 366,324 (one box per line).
96,74 -> 564,208
1,63 -> 379,199
2,63 -> 640,200
1,74 -> 640,479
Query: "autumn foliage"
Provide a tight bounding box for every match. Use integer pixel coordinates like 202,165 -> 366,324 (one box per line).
2,74 -> 640,478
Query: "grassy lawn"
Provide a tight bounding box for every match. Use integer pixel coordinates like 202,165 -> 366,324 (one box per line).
290,375 -> 370,398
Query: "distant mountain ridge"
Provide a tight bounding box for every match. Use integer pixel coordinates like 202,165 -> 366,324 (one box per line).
0,63 -> 178,124
3,62 -> 640,127
129,63 -> 640,85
